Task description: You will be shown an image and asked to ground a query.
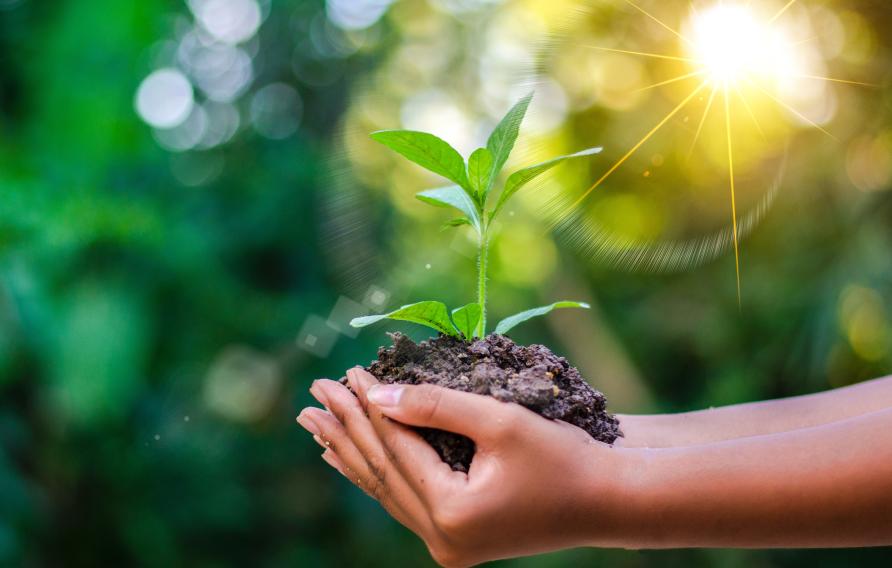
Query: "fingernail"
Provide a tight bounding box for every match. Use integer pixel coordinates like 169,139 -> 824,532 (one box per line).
367,384 -> 403,407
296,412 -> 321,436
309,382 -> 331,408
321,450 -> 345,475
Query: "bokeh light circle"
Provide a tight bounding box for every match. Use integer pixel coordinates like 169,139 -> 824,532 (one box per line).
326,0 -> 394,31
135,68 -> 194,129
250,83 -> 303,139
189,0 -> 262,45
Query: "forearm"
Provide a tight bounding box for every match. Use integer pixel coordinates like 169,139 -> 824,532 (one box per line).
610,407 -> 892,549
619,375 -> 892,447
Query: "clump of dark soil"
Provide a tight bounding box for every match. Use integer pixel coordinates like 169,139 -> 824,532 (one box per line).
358,332 -> 622,472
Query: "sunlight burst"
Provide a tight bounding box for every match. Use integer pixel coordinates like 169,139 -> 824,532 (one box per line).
562,0 -> 869,308
688,3 -> 799,86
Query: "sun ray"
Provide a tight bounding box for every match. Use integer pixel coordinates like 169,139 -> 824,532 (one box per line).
768,0 -> 799,24
563,81 -> 709,215
582,45 -> 697,63
623,0 -> 695,46
792,74 -> 877,87
635,70 -> 705,92
688,83 -> 719,160
751,83 -> 838,140
686,82 -> 719,162
733,83 -> 766,139
723,86 -> 742,309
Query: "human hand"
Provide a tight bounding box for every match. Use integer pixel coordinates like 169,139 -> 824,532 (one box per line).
297,368 -> 644,567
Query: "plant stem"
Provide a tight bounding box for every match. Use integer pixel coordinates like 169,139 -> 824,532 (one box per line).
476,231 -> 488,337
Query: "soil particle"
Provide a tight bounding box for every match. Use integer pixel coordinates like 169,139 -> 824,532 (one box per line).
358,332 -> 622,472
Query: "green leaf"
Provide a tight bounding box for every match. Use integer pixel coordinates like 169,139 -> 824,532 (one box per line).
451,303 -> 482,339
416,186 -> 482,233
490,147 -> 602,222
441,217 -> 471,231
350,301 -> 459,337
467,147 -> 493,198
371,130 -> 470,190
494,301 -> 590,335
485,93 -> 533,196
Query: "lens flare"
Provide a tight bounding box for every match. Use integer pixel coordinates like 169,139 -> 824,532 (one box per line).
557,0 -> 872,308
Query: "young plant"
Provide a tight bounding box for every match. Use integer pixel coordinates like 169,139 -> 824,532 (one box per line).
350,94 -> 601,340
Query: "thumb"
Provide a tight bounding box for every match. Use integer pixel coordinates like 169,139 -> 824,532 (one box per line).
367,383 -> 514,440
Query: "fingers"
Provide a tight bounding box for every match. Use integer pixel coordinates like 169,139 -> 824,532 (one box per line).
311,379 -> 396,490
298,406 -> 424,532
321,449 -> 347,476
309,378 -> 435,533
366,382 -> 519,441
346,368 -> 460,502
344,366 -> 377,412
298,407 -> 374,488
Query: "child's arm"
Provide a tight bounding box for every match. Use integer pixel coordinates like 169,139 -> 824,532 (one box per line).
619,375 -> 892,447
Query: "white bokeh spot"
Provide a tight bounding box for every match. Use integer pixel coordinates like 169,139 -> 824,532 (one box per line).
189,0 -> 262,45
135,68 -> 195,129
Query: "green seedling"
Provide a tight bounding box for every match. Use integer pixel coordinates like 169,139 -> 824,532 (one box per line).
350,93 -> 601,339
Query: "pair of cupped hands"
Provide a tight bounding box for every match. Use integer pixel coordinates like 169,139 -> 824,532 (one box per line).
297,368 -> 639,567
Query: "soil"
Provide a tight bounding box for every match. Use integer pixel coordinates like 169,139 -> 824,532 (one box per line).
353,332 -> 622,472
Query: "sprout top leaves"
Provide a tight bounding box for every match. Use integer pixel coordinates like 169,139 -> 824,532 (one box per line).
485,93 -> 532,198
369,130 -> 470,191
354,93 -> 601,339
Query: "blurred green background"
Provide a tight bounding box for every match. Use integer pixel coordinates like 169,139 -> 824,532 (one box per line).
1,0 -> 891,565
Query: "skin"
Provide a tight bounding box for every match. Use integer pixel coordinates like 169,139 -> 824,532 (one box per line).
618,375 -> 892,447
297,370 -> 892,567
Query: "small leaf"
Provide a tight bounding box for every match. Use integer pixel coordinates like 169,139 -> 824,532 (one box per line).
350,301 -> 459,337
416,186 -> 482,233
494,301 -> 590,335
490,147 -> 602,222
451,303 -> 482,339
485,93 -> 533,196
371,130 -> 471,190
467,147 -> 493,198
441,217 -> 471,231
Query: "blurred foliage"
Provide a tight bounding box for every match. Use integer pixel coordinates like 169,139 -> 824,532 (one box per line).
0,0 -> 891,566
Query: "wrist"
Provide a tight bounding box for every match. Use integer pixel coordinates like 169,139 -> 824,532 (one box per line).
616,413 -> 688,448
617,445 -> 712,549
577,444 -> 659,549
